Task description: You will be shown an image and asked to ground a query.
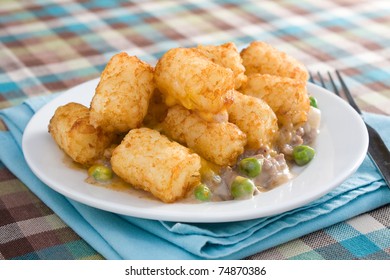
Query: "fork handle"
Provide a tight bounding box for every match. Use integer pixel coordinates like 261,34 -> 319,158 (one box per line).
366,124 -> 390,188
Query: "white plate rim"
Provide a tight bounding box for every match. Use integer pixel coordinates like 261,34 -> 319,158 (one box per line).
22,80 -> 368,223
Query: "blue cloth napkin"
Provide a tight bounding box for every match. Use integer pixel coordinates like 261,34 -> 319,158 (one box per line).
0,95 -> 389,260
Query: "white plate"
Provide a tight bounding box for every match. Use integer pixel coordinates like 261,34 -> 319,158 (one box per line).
22,80 -> 368,222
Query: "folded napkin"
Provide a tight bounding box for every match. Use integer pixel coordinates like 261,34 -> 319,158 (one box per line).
1,95 -> 389,260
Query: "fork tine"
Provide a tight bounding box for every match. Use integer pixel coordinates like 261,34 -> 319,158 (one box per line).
308,71 -> 314,83
317,71 -> 341,97
317,71 -> 327,88
327,71 -> 341,97
335,70 -> 362,115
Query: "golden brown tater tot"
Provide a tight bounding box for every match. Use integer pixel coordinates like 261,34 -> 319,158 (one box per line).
90,52 -> 155,133
240,41 -> 309,82
197,42 -> 247,89
240,74 -> 310,126
228,90 -> 278,149
163,105 -> 247,166
154,48 -> 234,122
48,102 -> 115,166
111,128 -> 201,203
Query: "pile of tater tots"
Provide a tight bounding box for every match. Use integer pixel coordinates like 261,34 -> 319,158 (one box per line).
49,41 -> 318,203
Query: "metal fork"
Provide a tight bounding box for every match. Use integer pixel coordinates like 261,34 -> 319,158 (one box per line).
310,70 -> 390,188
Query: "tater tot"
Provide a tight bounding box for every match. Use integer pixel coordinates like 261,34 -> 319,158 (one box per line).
240,74 -> 310,126
48,102 -> 115,166
240,41 -> 308,82
197,42 -> 247,89
228,90 -> 278,150
163,105 -> 247,166
111,128 -> 201,203
90,52 -> 155,133
154,48 -> 235,121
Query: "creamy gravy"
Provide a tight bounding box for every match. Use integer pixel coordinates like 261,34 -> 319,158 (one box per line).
62,106 -> 320,204
62,154 -> 158,201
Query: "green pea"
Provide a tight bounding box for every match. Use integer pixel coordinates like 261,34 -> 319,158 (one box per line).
194,184 -> 212,201
309,96 -> 318,108
231,176 -> 255,199
293,145 -> 315,166
88,164 -> 113,181
238,157 -> 262,178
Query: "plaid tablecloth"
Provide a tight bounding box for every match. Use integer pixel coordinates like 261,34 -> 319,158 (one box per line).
0,0 -> 389,260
